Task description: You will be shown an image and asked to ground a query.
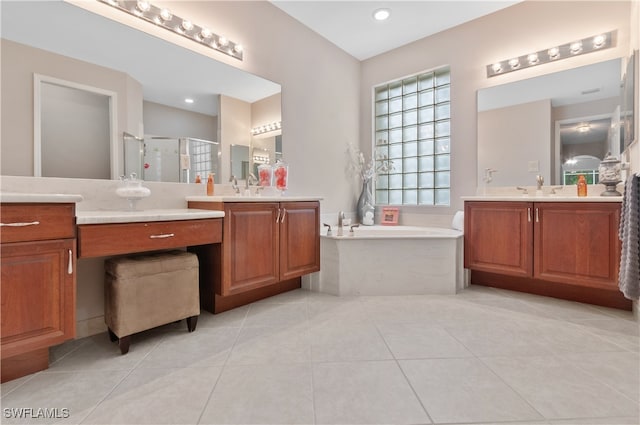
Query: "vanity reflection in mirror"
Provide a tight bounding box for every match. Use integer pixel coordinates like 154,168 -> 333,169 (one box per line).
477,58 -> 629,188
0,0 -> 281,183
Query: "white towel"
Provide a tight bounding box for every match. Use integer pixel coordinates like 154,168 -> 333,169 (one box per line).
451,211 -> 464,232
619,174 -> 640,300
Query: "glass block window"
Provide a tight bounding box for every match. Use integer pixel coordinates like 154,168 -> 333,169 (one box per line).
374,67 -> 451,206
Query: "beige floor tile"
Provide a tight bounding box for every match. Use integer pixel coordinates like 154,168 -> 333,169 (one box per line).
313,360 -> 429,424
1,370 -> 128,424
377,322 -> 473,359
310,323 -> 393,362
243,303 -> 309,327
400,357 -> 544,424
199,363 -> 314,424
137,327 -> 238,369
226,325 -> 312,365
81,367 -> 222,424
481,355 -> 640,419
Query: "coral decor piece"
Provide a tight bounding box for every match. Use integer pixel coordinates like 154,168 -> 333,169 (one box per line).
258,164 -> 273,186
274,160 -> 288,192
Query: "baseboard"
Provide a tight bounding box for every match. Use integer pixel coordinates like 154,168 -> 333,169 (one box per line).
75,316 -> 107,338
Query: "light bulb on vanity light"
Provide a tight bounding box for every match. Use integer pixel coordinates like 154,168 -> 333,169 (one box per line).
136,0 -> 150,13
593,34 -> 606,48
547,47 -> 560,59
508,58 -> 520,69
570,41 -> 583,54
218,36 -> 228,47
159,8 -> 172,21
181,19 -> 194,32
492,63 -> 503,73
527,53 -> 539,65
200,28 -> 212,40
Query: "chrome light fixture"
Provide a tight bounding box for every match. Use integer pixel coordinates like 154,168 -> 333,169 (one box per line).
487,31 -> 615,78
98,0 -> 243,60
251,121 -> 282,136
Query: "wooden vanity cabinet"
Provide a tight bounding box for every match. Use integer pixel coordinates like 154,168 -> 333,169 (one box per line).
188,200 -> 320,312
463,201 -> 533,277
464,201 -> 628,309
1,203 -> 77,382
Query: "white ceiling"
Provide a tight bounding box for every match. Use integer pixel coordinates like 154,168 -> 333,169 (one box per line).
271,1 -> 521,60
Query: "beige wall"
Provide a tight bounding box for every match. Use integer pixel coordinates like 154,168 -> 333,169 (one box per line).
361,0 -> 631,219
251,93 -> 282,129
0,39 -> 143,177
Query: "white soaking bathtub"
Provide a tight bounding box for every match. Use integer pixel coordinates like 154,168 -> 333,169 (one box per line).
313,225 -> 464,296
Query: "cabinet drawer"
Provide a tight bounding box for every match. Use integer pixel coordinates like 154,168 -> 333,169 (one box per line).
0,203 -> 75,243
78,218 -> 222,258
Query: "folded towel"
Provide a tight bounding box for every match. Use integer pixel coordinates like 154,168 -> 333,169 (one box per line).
451,210 -> 464,232
619,174 -> 640,300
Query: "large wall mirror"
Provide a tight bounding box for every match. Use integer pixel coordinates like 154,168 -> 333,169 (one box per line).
1,0 -> 281,183
477,58 -> 627,187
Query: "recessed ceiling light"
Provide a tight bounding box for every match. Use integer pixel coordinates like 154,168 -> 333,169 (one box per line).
184,98 -> 194,104
373,8 -> 390,21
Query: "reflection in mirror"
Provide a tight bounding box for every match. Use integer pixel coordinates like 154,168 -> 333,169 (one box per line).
230,145 -> 250,180
37,75 -> 116,179
477,58 -> 623,187
124,135 -> 219,183
1,1 -> 281,182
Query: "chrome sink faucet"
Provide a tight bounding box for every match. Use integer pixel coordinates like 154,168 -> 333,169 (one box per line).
536,175 -> 544,191
229,175 -> 239,194
337,211 -> 345,236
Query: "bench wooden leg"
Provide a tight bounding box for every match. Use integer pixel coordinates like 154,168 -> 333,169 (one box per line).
186,316 -> 198,332
107,328 -> 118,342
118,336 -> 131,355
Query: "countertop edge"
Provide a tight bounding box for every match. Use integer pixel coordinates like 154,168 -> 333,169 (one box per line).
1,193 -> 84,203
461,196 -> 622,202
186,195 -> 323,202
76,209 -> 225,225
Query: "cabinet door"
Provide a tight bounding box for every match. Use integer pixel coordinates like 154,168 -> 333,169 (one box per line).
222,203 -> 279,295
534,202 -> 620,289
279,201 -> 320,281
1,239 -> 76,359
464,201 -> 533,277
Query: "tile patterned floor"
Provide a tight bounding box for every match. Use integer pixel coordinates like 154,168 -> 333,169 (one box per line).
1,285 -> 638,425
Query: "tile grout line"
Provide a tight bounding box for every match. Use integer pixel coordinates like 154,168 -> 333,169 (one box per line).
373,320 -> 436,425
196,302 -> 249,425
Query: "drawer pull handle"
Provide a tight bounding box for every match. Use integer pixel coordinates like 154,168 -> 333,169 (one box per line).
149,233 -> 175,239
68,249 -> 73,275
527,208 -> 531,222
535,208 -> 539,223
275,208 -> 281,223
0,221 -> 40,227
280,208 -> 286,223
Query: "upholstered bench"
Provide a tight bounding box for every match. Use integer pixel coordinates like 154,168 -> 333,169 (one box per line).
104,250 -> 200,354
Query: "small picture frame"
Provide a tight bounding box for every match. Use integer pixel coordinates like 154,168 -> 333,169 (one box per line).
381,207 -> 399,225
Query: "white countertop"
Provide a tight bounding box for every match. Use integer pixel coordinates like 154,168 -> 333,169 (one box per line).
1,192 -> 84,203
186,195 -> 323,203
76,208 -> 225,224
461,195 -> 622,202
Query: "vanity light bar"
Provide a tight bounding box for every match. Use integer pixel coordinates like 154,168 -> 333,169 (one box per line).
251,121 -> 282,136
486,31 -> 615,78
98,0 -> 243,61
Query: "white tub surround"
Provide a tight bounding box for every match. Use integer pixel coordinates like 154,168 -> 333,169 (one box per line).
76,209 -> 224,224
316,226 -> 464,296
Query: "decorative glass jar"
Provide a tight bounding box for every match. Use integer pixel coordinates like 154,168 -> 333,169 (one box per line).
257,163 -> 273,186
273,159 -> 288,193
